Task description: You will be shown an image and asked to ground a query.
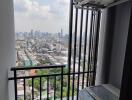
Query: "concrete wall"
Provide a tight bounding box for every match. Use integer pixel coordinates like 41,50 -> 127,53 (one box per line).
108,1 -> 131,88
95,9 -> 108,85
0,0 -> 15,100
95,6 -> 117,85
96,1 -> 131,89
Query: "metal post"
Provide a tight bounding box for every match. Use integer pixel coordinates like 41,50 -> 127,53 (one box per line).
67,0 -> 73,99
14,70 -> 17,100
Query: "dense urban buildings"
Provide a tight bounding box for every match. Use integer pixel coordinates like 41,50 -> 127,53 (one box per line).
16,29 -> 84,100
16,29 -> 69,67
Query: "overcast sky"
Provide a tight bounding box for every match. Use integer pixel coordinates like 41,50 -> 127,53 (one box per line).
14,0 -> 70,33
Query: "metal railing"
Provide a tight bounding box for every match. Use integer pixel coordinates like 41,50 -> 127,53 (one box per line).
9,65 -> 94,100
67,0 -> 101,100
9,65 -> 66,100
9,0 -> 101,100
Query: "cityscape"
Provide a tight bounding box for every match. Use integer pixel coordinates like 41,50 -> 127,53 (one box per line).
16,29 -> 69,67
16,29 -> 87,100
14,0 -> 90,100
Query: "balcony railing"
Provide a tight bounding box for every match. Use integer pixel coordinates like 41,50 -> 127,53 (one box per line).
9,0 -> 101,99
67,0 -> 101,99
9,64 -> 95,100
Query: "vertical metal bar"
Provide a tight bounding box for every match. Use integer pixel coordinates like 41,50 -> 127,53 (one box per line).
90,10 -> 99,86
24,78 -> 26,100
89,11 -> 96,86
77,7 -> 84,100
14,70 -> 17,100
47,77 -> 49,100
40,77 -> 42,100
32,78 -> 34,100
67,0 -> 73,99
82,8 -> 89,89
61,67 -> 64,100
72,8 -> 78,100
86,11 -> 93,87
92,10 -> 99,86
92,11 -> 101,85
54,76 -> 56,100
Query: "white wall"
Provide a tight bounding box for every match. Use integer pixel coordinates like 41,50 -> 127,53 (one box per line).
95,9 -> 108,85
0,0 -> 15,100
95,1 -> 131,88
108,1 -> 131,88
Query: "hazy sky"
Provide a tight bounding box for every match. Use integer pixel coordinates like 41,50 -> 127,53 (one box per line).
14,0 -> 70,33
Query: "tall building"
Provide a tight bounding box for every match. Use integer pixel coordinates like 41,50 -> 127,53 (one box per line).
61,28 -> 63,38
30,29 -> 34,39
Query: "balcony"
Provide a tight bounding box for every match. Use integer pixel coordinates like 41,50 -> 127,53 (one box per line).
0,0 -> 132,100
9,64 -> 95,100
8,0 -> 101,100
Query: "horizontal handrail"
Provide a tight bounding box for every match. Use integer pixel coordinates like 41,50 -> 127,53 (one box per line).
8,71 -> 94,80
11,64 -> 66,71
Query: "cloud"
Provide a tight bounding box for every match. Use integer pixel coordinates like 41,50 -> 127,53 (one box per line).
14,0 -> 70,33
14,0 -> 51,19
57,0 -> 69,5
14,0 -> 70,19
